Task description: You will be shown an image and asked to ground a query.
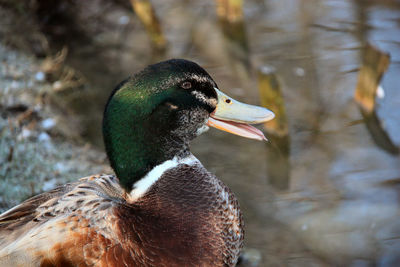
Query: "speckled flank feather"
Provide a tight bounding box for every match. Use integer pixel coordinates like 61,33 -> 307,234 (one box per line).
0,175 -> 124,267
0,156 -> 243,267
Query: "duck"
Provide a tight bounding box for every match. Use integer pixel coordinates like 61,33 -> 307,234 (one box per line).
0,59 -> 274,267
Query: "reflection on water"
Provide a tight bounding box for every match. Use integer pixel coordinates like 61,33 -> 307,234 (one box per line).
50,0 -> 400,265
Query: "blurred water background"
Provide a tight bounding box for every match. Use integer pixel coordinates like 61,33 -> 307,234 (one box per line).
1,0 -> 400,266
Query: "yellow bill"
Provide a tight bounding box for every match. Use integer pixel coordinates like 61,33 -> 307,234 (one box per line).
207,88 -> 275,141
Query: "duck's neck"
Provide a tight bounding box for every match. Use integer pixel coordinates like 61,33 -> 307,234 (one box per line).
103,91 -> 189,191
129,154 -> 198,201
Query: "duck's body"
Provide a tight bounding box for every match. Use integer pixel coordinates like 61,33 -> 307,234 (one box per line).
0,157 -> 242,266
0,59 -> 273,267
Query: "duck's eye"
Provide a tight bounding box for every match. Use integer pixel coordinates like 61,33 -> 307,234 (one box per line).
181,81 -> 192,89
225,98 -> 232,104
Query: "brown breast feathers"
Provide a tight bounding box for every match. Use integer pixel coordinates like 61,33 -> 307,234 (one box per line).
0,164 -> 243,267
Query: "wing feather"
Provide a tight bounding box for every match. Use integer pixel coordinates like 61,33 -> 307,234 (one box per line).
0,174 -> 126,267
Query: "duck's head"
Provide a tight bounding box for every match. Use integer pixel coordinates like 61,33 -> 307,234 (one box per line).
103,59 -> 274,190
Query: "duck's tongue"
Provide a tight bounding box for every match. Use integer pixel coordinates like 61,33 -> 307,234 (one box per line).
207,117 -> 267,141
207,88 -> 275,141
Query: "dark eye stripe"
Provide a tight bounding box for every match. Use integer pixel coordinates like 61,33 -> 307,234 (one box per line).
200,86 -> 217,99
191,91 -> 217,108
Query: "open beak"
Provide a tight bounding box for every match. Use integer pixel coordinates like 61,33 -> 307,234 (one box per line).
207,88 -> 275,141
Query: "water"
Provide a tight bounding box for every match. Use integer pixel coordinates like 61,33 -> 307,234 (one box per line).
46,0 -> 400,265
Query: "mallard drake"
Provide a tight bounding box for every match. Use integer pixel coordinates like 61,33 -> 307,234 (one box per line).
0,59 -> 274,267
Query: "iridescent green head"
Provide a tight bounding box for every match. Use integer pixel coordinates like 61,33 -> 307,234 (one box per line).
103,59 -> 275,191
103,59 -> 218,190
